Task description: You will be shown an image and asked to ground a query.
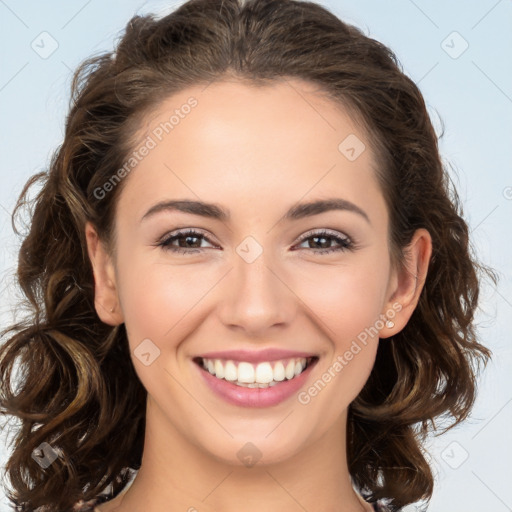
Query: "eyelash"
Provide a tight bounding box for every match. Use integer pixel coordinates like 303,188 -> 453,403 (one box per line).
156,228 -> 354,256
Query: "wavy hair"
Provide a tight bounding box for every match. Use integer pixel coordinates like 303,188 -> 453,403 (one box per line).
0,0 -> 494,510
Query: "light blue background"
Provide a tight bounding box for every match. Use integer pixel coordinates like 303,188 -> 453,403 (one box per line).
0,1 -> 511,511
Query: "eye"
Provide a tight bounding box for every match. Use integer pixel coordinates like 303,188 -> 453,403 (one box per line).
156,228 -> 354,256
157,229 -> 218,255
293,229 -> 353,255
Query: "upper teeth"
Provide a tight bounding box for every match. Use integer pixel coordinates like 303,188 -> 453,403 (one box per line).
201,357 -> 310,386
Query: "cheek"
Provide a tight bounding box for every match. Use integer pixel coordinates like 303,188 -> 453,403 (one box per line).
115,251 -> 220,350
289,256 -> 390,343
286,258 -> 389,402
114,255 -> 218,394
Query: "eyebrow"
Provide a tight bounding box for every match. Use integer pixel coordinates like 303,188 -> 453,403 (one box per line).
140,198 -> 370,224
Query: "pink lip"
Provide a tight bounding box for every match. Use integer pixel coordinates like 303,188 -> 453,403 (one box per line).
195,348 -> 317,363
194,357 -> 318,408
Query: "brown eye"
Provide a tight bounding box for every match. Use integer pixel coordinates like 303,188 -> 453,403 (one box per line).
294,230 -> 353,255
158,229 -> 216,254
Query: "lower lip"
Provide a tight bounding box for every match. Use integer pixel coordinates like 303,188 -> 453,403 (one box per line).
194,358 -> 318,408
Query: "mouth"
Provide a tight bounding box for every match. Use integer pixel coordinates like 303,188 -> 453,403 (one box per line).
193,355 -> 319,388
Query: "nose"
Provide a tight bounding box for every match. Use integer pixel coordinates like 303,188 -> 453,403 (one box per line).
216,241 -> 297,336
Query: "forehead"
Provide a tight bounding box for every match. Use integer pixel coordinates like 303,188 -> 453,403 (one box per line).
117,78 -> 385,224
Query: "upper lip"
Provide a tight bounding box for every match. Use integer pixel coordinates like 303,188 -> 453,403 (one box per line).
195,348 -> 318,363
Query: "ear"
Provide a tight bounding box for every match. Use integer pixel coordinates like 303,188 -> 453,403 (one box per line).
379,228 -> 432,338
85,221 -> 124,326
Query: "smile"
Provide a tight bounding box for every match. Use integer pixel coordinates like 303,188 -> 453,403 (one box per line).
195,356 -> 318,388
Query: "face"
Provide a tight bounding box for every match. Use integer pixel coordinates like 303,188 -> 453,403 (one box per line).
86,78 -> 427,467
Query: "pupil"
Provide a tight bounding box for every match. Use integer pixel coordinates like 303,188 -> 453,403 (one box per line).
182,236 -> 198,247
313,236 -> 329,249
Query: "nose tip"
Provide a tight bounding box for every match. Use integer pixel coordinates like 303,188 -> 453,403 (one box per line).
218,250 -> 295,334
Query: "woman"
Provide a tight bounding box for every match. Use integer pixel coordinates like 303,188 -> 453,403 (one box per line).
0,0 -> 493,511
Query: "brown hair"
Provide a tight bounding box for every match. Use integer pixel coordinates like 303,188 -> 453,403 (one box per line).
0,0 -> 495,510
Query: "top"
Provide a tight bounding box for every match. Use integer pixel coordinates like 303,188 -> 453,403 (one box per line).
84,497 -> 394,512
90,503 -> 391,512
80,481 -> 395,512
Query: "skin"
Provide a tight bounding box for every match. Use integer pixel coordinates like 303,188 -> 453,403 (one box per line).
86,77 -> 432,512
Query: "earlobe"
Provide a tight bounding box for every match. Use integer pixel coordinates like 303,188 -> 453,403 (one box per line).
85,221 -> 123,326
380,228 -> 432,339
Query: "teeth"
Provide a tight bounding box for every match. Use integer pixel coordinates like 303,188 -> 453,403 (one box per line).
273,362 -> 285,381
285,360 -> 296,380
255,362 -> 273,383
238,362 -> 255,383
200,356 -> 312,386
214,360 -> 224,379
224,360 -> 237,381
